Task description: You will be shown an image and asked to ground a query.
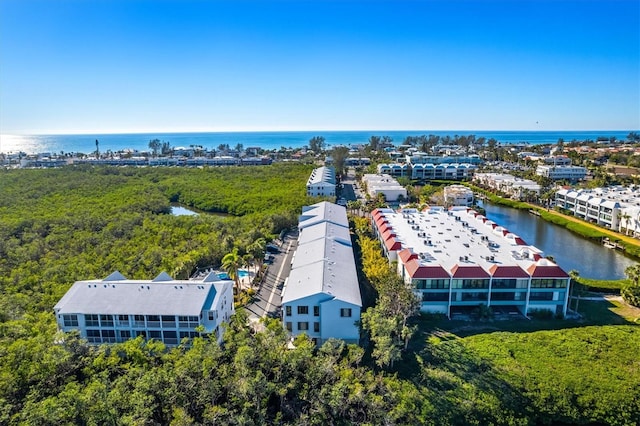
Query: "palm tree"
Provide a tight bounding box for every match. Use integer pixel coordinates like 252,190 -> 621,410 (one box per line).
222,248 -> 242,295
248,238 -> 266,274
569,270 -> 581,314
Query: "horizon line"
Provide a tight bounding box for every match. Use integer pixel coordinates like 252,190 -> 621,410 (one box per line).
2,128 -> 637,137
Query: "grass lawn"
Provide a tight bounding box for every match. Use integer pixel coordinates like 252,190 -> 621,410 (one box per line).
577,277 -> 629,292
413,297 -> 640,340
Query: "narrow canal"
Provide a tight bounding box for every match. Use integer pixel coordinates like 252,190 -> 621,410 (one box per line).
481,202 -> 638,280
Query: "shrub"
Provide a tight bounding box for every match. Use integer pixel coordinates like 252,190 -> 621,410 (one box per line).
621,285 -> 640,307
528,308 -> 554,320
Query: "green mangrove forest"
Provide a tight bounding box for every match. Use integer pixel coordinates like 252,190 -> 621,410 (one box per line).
0,165 -> 639,425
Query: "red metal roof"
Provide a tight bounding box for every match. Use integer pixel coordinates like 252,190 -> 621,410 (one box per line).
381,228 -> 396,240
451,265 -> 490,278
378,223 -> 393,234
514,237 -> 527,245
488,265 -> 529,278
405,260 -> 451,279
374,215 -> 388,227
527,265 -> 570,278
384,237 -> 402,251
398,248 -> 418,263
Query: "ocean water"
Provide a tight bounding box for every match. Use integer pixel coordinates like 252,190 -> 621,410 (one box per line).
0,130 -> 634,155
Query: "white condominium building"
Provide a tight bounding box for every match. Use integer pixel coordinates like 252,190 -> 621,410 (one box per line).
282,202 -> 362,345
362,173 -> 408,202
376,163 -> 476,180
535,165 -> 586,181
556,185 -> 640,236
473,173 -> 541,200
371,207 -> 570,318
54,271 -> 235,345
306,166 -> 336,197
443,184 -> 474,207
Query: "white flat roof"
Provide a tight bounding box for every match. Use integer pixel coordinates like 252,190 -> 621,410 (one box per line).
375,207 -> 567,277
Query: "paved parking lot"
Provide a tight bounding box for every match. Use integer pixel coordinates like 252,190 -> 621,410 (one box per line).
244,229 -> 298,323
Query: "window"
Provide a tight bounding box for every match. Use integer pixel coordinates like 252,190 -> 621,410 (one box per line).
133,314 -> 145,327
492,279 -> 517,289
297,306 -> 309,315
531,279 -> 566,289
163,330 -> 178,344
149,330 -> 162,340
101,329 -> 116,342
416,279 -> 449,289
298,322 -> 309,331
116,314 -> 129,326
491,292 -> 515,301
314,322 -> 320,333
119,330 -> 131,341
161,315 -> 176,327
86,329 -> 101,343
179,331 -> 199,339
208,311 -> 215,321
85,314 -> 99,327
530,291 -> 554,301
313,306 -> 319,316
285,306 -> 292,316
286,322 -> 292,332
340,308 -> 352,317
62,314 -> 78,327
422,292 -> 448,302
461,292 -> 488,301
100,314 -> 114,327
179,316 -> 199,328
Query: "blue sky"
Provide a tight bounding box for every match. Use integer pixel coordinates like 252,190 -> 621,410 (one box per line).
1,0 -> 638,134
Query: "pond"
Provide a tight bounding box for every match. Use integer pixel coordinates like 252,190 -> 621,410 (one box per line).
480,202 -> 638,280
170,203 -> 230,217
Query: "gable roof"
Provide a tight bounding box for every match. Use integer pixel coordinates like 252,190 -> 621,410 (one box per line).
527,264 -> 570,278
450,265 -> 490,278
299,201 -> 348,229
488,265 -> 529,278
54,272 -> 233,316
405,260 -> 451,279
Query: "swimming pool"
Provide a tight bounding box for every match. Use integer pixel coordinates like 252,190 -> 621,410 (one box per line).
218,269 -> 249,280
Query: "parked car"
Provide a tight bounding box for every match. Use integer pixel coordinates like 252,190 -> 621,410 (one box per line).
266,243 -> 280,254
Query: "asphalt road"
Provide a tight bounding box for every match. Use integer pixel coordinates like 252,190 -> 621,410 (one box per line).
245,229 -> 298,323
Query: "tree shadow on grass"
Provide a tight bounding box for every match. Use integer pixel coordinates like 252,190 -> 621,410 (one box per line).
396,330 -> 535,425
412,299 -> 638,340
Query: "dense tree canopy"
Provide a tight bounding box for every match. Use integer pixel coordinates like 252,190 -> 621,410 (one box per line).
1,166 -> 639,425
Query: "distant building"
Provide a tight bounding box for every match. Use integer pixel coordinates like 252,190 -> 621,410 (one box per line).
306,166 -> 336,197
54,271 -> 234,345
555,185 -> 640,235
443,185 -> 474,207
536,165 -> 586,181
362,173 -> 408,202
344,157 -> 371,166
473,173 -> 541,200
282,202 -> 362,345
371,207 -> 570,317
